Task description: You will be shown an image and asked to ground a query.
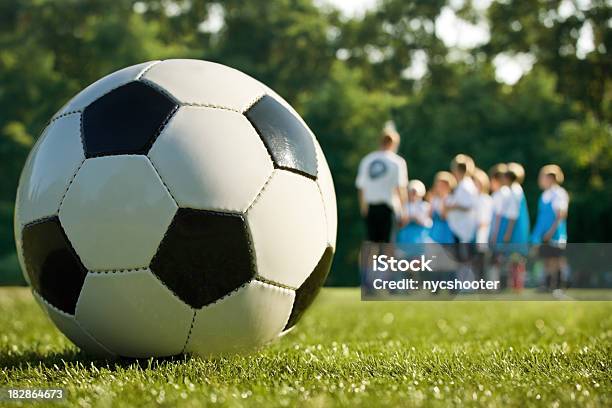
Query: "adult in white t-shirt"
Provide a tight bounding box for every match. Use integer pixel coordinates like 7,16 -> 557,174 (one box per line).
355,129 -> 408,243
445,154 -> 478,243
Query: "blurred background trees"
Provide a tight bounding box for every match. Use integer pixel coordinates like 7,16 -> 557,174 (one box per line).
1,0 -> 609,285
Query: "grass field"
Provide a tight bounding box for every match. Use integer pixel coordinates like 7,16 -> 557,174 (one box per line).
0,287 -> 610,407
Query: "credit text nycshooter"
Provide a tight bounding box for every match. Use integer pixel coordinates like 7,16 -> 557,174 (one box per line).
372,278 -> 500,292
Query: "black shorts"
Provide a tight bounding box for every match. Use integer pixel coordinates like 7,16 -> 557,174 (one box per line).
365,204 -> 394,243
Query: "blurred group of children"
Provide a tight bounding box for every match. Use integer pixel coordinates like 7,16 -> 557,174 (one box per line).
396,154 -> 569,291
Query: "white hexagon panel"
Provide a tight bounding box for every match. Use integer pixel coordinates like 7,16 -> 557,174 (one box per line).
59,155 -> 177,271
184,280 -> 295,356
141,59 -> 267,112
246,170 -> 327,288
15,113 -> 85,227
149,106 -> 273,212
75,269 -> 193,357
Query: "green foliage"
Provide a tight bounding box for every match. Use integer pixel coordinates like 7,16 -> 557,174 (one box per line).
555,114 -> 612,188
553,114 -> 612,241
338,0 -> 447,93
487,0 -> 610,119
209,0 -> 336,104
0,254 -> 22,286
1,288 -> 611,406
0,0 -> 609,285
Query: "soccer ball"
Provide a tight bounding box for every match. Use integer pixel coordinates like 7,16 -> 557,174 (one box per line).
14,59 -> 337,358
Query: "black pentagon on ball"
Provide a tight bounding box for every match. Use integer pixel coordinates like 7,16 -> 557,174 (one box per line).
245,95 -> 318,179
82,81 -> 178,158
284,246 -> 334,330
21,216 -> 88,315
150,208 -> 256,308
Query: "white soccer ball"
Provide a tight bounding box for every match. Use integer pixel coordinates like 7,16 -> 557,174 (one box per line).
14,59 -> 337,358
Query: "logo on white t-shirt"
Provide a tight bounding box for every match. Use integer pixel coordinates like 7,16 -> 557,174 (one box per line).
368,159 -> 388,179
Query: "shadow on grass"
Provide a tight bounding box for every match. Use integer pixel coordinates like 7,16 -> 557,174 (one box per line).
0,349 -> 195,371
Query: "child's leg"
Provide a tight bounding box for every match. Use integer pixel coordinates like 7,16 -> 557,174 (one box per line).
514,256 -> 526,292
509,260 -> 518,291
559,257 -> 570,288
472,252 -> 485,281
544,257 -> 559,290
487,253 -> 501,289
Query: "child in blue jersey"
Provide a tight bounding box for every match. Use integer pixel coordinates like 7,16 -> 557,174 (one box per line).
532,165 -> 569,244
505,163 -> 530,291
507,162 -> 530,245
428,171 -> 456,244
532,165 -> 569,290
397,180 -> 432,244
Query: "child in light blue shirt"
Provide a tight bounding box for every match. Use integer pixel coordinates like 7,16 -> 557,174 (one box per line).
532,164 -> 569,291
